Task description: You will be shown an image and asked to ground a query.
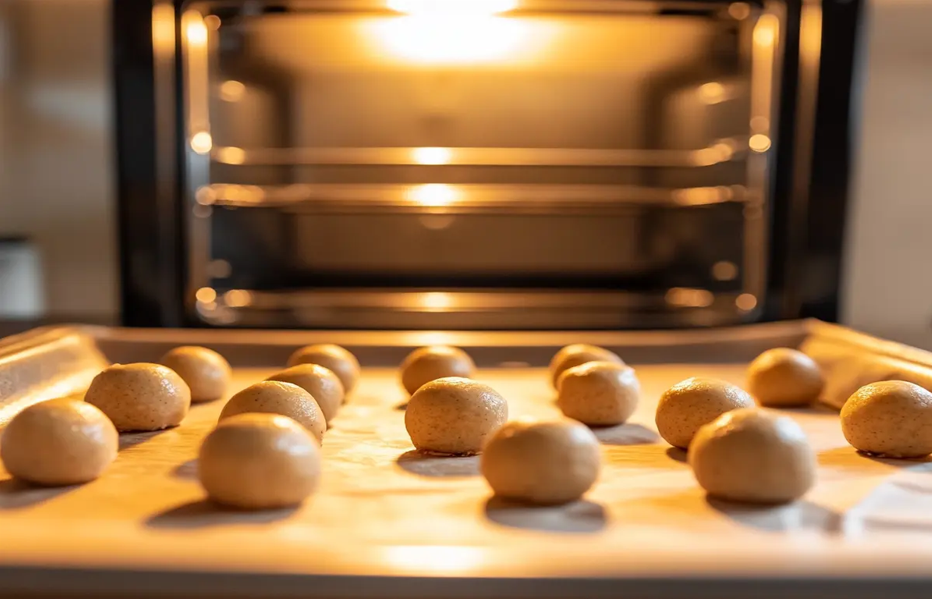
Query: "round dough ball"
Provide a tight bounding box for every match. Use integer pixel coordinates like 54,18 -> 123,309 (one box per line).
481,419 -> 601,505
549,344 -> 624,389
405,377 -> 508,455
655,377 -> 754,449
556,361 -> 640,426
287,344 -> 360,394
199,413 -> 321,509
747,348 -> 824,407
266,364 -> 344,424
841,380 -> 932,458
219,381 -> 326,443
160,346 -> 232,403
1,399 -> 118,486
689,408 -> 816,504
400,346 -> 476,395
84,363 -> 191,432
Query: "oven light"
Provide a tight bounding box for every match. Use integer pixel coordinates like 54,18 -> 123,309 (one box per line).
412,147 -> 452,165
387,0 -> 518,16
190,131 -> 213,155
371,15 -> 530,65
748,134 -> 772,153
410,184 -> 458,207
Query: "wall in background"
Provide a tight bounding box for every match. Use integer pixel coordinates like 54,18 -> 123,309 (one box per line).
0,0 -> 116,319
842,0 -> 932,347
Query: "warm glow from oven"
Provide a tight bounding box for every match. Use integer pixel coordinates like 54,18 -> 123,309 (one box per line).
387,0 -> 518,16
412,147 -> 452,165
185,13 -> 208,47
421,292 -> 453,311
219,80 -> 246,102
216,146 -> 246,164
384,545 -> 484,573
190,131 -> 213,154
754,14 -> 778,48
410,184 -> 458,207
151,4 -> 175,54
371,15 -> 530,65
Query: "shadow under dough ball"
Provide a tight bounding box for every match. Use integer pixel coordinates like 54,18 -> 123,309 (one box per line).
220,381 -> 326,443
841,380 -> 932,458
84,363 -> 191,432
481,419 -> 601,505
746,348 -> 824,407
160,346 -> 232,403
267,364 -> 345,425
689,408 -> 816,504
556,361 -> 640,426
655,377 -> 754,449
549,344 -> 624,389
400,345 -> 476,395
405,377 -> 508,455
287,344 -> 360,395
0,399 -> 118,486
199,413 -> 321,510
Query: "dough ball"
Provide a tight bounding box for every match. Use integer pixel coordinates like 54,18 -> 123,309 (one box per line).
405,377 -> 508,455
84,363 -> 190,432
549,344 -> 624,389
220,381 -> 326,443
481,419 -> 601,505
556,361 -> 640,426
266,364 -> 344,425
689,408 -> 816,504
400,346 -> 476,395
655,377 -> 754,449
747,348 -> 824,407
0,399 -> 118,486
841,380 -> 932,458
199,413 -> 321,509
287,344 -> 360,394
160,346 -> 232,403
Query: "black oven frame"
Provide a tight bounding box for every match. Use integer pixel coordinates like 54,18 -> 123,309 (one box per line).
113,0 -> 864,329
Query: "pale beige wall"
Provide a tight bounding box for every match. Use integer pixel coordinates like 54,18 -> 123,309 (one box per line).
0,0 -> 116,318
842,0 -> 932,346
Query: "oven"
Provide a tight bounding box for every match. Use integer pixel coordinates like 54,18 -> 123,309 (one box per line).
113,0 -> 862,330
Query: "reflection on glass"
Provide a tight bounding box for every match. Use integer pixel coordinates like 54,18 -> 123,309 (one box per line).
190,131 -> 213,154
410,184 -> 458,207
412,147 -> 452,165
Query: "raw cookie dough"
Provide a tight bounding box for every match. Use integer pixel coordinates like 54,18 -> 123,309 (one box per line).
841,380 -> 932,458
655,377 -> 754,449
160,346 -> 232,403
287,344 -> 360,394
84,363 -> 191,432
549,344 -> 624,389
0,399 -> 118,486
481,419 -> 601,505
556,361 -> 640,426
267,364 -> 345,424
405,377 -> 508,455
199,413 -> 321,509
220,381 -> 326,443
400,345 -> 476,395
689,408 -> 816,504
747,348 -> 824,407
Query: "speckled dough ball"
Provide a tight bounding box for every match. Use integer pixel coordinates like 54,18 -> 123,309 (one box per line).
747,348 -> 824,407
267,364 -> 344,425
655,377 -> 754,449
400,346 -> 476,395
84,363 -> 191,432
1,399 -> 118,486
841,380 -> 932,458
556,361 -> 640,426
405,377 -> 508,455
160,346 -> 232,403
689,408 -> 816,504
287,344 -> 360,394
549,344 -> 624,389
481,419 -> 601,505
199,413 -> 321,509
220,381 -> 326,443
